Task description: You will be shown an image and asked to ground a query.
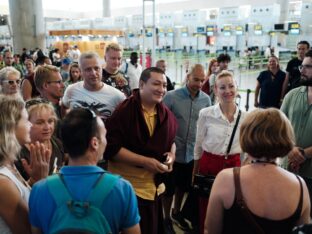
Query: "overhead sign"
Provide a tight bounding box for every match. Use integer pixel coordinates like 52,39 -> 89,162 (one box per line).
206,25 -> 214,36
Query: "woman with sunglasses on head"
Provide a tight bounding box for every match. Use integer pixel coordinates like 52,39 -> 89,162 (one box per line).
0,66 -> 21,97
0,95 -> 50,234
15,99 -> 64,181
21,59 -> 39,101
194,71 -> 247,234
204,108 -> 310,234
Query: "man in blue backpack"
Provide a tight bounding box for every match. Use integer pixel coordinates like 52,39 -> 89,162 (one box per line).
29,108 -> 141,234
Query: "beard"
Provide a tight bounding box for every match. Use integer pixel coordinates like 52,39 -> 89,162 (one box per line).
299,76 -> 312,86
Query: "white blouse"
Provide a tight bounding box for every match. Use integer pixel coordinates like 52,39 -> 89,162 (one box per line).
194,104 -> 247,160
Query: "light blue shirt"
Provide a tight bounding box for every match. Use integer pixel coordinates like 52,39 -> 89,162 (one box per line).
163,86 -> 211,163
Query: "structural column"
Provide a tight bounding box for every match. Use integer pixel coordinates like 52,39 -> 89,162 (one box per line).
278,0 -> 289,23
103,0 -> 111,17
8,0 -> 45,54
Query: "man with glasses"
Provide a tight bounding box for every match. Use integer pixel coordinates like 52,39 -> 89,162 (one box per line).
281,49 -> 312,177
0,66 -> 21,96
281,41 -> 310,98
34,65 -> 65,119
63,51 -> 125,121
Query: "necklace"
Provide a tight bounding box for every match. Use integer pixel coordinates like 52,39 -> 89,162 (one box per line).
6,164 -> 31,189
251,159 -> 277,165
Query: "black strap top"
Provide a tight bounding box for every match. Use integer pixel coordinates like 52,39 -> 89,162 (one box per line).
222,167 -> 303,234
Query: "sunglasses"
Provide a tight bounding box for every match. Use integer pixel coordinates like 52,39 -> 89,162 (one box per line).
2,79 -> 21,85
25,98 -> 50,109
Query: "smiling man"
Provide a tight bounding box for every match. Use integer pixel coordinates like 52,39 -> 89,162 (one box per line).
102,43 -> 131,97
281,49 -> 312,177
62,51 -> 125,121
104,67 -> 178,234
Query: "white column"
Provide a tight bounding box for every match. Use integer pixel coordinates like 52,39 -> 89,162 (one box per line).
103,0 -> 111,17
8,0 -> 45,54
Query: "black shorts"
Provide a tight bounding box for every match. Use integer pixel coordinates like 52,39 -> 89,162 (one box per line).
163,160 -> 194,196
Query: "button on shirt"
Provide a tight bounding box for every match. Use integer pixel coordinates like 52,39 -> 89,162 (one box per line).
194,104 -> 246,160
163,86 -> 211,163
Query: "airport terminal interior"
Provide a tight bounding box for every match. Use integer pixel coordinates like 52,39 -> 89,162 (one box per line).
0,0 -> 311,110
0,0 -> 312,233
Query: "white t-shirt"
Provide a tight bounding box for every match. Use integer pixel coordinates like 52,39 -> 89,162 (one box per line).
62,81 -> 126,120
0,166 -> 30,234
121,62 -> 142,89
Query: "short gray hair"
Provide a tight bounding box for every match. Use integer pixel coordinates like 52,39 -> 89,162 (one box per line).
78,51 -> 100,68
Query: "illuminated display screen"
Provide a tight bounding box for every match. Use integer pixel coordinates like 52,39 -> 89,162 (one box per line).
254,25 -> 262,31
167,28 -> 174,37
197,27 -> 205,33
181,27 -> 188,37
236,26 -> 243,35
206,25 -> 214,36
224,31 -> 231,36
223,25 -> 231,31
289,29 -> 300,35
254,25 -> 262,35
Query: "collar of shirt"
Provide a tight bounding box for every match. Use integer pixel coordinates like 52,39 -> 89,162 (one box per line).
181,85 -> 201,99
60,165 -> 104,175
299,86 -> 307,93
213,103 -> 239,121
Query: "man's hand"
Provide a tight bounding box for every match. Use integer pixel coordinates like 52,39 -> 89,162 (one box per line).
142,157 -> 171,174
162,152 -> 175,172
288,147 -> 305,172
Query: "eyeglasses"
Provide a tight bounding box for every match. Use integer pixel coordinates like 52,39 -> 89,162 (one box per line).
2,79 -> 21,85
46,80 -> 63,84
25,98 -> 50,109
299,65 -> 312,71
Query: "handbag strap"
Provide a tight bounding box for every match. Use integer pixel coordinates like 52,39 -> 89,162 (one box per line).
226,109 -> 241,156
233,167 -> 265,234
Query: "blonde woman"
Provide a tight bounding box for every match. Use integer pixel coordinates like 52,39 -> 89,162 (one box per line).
0,95 -> 50,233
15,99 -> 64,180
194,71 -> 247,234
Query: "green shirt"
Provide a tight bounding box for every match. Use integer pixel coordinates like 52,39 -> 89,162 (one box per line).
281,86 -> 312,177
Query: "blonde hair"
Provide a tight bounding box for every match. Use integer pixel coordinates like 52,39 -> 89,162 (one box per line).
105,43 -> 123,54
240,108 -> 294,159
34,65 -> 60,91
0,95 -> 25,165
26,101 -> 57,123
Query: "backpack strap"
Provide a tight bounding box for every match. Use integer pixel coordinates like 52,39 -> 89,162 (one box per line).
125,62 -> 129,74
46,174 -> 72,206
88,173 -> 120,207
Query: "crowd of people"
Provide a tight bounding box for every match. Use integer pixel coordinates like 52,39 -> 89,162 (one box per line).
0,40 -> 311,234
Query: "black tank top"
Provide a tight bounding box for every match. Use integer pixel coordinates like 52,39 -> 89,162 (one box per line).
222,167 -> 303,234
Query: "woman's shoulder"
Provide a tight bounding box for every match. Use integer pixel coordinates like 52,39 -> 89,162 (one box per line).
199,105 -> 215,116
